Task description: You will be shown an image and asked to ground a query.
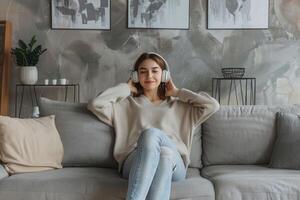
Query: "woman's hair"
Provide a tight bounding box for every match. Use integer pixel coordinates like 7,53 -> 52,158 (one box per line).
133,52 -> 167,100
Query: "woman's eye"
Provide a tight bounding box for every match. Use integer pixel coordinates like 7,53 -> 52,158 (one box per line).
153,71 -> 158,73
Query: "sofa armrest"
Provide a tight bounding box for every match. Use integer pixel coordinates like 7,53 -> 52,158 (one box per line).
0,164 -> 8,180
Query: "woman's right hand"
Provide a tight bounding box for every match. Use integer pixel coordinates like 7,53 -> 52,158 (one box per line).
127,79 -> 138,95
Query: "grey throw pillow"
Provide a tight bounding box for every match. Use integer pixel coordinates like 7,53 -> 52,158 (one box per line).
38,97 -> 117,168
269,112 -> 300,169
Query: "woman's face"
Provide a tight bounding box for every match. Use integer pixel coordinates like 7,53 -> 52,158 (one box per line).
138,58 -> 163,92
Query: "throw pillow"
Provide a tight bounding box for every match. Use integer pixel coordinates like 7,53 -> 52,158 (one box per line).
269,112 -> 300,169
38,97 -> 117,168
0,115 -> 64,174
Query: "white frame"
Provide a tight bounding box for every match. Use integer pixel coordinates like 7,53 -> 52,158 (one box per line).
51,0 -> 111,30
127,0 -> 190,29
208,0 -> 269,29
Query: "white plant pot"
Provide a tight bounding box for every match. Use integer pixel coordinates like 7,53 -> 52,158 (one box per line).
19,66 -> 38,85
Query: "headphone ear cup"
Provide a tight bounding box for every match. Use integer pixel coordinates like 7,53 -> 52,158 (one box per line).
165,71 -> 170,82
161,70 -> 170,83
131,71 -> 139,83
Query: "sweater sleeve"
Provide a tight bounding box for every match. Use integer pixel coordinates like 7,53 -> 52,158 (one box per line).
177,88 -> 220,127
87,83 -> 131,127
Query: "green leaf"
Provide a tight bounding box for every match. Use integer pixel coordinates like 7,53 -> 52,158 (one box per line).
41,48 -> 47,55
32,45 -> 42,54
18,40 -> 27,50
28,35 -> 37,49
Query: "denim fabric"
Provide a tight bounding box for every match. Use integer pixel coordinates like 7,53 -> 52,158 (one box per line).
122,128 -> 186,200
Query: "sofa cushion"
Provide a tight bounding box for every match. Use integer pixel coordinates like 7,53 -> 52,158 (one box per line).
38,97 -> 117,168
269,112 -> 300,169
202,105 -> 300,166
0,116 -> 63,174
202,165 -> 300,200
0,167 -> 214,200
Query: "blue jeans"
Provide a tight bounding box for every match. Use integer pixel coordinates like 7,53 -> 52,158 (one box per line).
122,128 -> 187,200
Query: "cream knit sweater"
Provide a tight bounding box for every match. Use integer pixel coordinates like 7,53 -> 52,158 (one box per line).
87,83 -> 219,171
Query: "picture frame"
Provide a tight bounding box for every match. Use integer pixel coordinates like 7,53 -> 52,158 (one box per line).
127,0 -> 190,29
207,0 -> 269,29
51,0 -> 111,30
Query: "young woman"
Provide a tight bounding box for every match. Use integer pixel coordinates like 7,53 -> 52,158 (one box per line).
87,52 -> 219,200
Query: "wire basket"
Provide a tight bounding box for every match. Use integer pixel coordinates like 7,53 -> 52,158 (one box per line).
221,68 -> 245,78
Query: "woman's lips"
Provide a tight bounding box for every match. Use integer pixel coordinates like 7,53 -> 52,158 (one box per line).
145,81 -> 155,84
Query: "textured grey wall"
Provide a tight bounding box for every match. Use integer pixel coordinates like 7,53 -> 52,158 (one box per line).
1,0 -> 300,117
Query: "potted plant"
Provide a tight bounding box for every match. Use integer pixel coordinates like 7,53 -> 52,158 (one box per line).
11,35 -> 47,85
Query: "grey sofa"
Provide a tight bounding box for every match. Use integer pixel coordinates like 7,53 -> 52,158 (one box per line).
0,97 -> 299,200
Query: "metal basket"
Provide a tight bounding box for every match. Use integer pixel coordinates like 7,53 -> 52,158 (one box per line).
221,68 -> 245,78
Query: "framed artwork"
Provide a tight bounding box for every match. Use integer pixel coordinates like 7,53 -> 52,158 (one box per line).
127,0 -> 190,29
51,0 -> 111,30
207,0 -> 269,29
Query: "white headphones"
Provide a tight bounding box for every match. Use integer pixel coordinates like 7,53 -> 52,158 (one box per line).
131,52 -> 171,83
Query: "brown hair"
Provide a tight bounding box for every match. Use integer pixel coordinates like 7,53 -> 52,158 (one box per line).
133,52 -> 167,100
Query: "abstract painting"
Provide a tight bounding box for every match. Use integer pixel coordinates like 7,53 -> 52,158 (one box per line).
208,0 -> 269,29
51,0 -> 110,30
128,0 -> 189,29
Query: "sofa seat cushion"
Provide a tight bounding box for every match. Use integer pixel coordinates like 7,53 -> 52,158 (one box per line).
0,167 -> 214,200
201,165 -> 300,200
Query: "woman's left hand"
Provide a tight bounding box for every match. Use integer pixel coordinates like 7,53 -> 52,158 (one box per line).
165,79 -> 179,97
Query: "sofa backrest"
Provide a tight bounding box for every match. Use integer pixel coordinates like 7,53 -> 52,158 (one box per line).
202,105 -> 300,166
39,97 -> 204,169
39,97 -> 118,168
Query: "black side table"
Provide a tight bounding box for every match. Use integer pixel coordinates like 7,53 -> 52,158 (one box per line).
15,83 -> 80,117
212,78 -> 256,105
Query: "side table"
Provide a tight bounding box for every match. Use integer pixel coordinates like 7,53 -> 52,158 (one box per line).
15,83 -> 80,117
212,78 -> 256,105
